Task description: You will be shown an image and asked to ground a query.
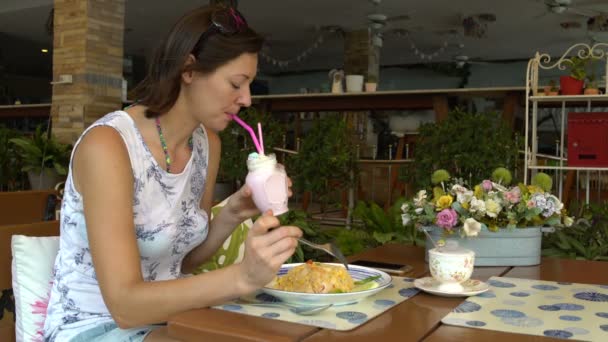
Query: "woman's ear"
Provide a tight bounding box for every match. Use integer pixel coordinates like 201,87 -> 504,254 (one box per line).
181,54 -> 197,84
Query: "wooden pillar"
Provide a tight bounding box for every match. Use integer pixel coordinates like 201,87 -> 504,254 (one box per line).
432,95 -> 449,122
51,0 -> 125,144
502,91 -> 519,128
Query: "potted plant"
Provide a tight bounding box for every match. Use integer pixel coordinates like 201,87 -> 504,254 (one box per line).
543,80 -> 559,96
0,125 -> 25,191
401,168 -> 574,266
404,108 -> 520,190
542,201 -> 608,261
353,198 -> 424,247
288,115 -> 358,214
560,56 -> 586,95
365,74 -> 378,92
584,74 -> 601,95
9,125 -> 71,190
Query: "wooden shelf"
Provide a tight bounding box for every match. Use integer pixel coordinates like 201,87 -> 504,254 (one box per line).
254,87 -> 525,112
528,165 -> 608,171
0,103 -> 51,118
529,94 -> 608,102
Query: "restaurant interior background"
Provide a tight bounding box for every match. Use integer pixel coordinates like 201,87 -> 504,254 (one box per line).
2,4 -> 608,342
2,0 -> 608,211
2,0 -> 608,101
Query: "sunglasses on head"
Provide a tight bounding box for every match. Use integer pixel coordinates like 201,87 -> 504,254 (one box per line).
191,6 -> 248,55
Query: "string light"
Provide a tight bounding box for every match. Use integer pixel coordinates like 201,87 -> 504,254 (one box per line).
393,30 -> 451,61
260,28 -> 341,68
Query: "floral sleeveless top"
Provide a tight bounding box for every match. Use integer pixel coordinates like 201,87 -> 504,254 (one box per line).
44,111 -> 209,341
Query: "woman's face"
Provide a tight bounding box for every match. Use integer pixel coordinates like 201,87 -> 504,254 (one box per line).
183,52 -> 258,132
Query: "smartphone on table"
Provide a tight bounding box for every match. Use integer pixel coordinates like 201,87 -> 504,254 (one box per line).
350,260 -> 413,276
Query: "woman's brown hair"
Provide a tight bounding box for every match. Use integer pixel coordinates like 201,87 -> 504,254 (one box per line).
132,4 -> 264,117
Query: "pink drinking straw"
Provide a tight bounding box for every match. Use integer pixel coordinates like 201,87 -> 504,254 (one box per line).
257,122 -> 264,155
230,114 -> 263,154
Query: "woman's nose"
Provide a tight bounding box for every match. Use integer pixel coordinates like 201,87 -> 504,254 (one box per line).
237,86 -> 252,107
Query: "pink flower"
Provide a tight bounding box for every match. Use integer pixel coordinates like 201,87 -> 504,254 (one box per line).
436,208 -> 458,230
527,200 -> 536,208
504,187 -> 521,204
30,281 -> 52,342
482,180 -> 493,191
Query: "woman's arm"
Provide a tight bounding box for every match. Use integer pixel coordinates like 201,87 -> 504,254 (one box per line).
73,127 -> 301,329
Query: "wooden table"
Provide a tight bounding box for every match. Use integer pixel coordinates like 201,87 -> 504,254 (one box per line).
167,244 -> 608,341
425,258 -> 608,342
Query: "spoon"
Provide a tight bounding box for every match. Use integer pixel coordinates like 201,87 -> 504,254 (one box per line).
235,299 -> 332,316
421,227 -> 445,250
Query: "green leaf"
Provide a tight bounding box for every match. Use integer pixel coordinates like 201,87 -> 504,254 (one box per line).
557,231 -> 571,250
544,216 -> 560,226
354,275 -> 381,285
542,248 -> 567,257
451,202 -> 466,215
567,236 -> 587,257
372,231 -> 396,244
370,202 -> 390,232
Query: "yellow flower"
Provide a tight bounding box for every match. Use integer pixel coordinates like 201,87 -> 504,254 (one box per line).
474,185 -> 483,199
485,199 -> 502,218
527,185 -> 544,194
462,202 -> 470,210
436,195 -> 453,210
488,224 -> 499,232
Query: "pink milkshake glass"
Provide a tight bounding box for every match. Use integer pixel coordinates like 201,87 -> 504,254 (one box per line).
245,153 -> 289,215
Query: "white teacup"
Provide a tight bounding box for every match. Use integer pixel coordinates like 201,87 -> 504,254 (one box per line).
428,240 -> 475,293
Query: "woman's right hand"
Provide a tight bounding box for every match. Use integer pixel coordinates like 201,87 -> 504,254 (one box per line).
237,210 -> 302,292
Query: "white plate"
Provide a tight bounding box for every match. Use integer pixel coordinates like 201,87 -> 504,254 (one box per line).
260,263 -> 392,306
414,277 -> 490,297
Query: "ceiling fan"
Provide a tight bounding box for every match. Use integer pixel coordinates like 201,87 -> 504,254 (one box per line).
452,55 -> 490,68
366,0 -> 411,47
587,14 -> 608,42
535,0 -> 607,19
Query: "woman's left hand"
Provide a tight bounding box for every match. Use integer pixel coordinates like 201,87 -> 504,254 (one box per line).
225,176 -> 293,222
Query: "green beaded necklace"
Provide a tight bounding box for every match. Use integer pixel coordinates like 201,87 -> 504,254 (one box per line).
154,116 -> 193,173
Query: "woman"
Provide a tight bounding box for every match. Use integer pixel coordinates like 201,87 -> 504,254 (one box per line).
44,4 -> 302,341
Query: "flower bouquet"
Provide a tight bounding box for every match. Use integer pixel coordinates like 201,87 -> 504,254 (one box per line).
401,168 -> 574,266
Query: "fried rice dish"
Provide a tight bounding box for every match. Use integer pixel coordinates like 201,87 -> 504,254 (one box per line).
270,261 -> 354,294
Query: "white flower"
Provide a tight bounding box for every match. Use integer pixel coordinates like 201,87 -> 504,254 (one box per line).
487,191 -> 500,201
401,203 -> 409,212
548,195 -> 564,212
532,193 -> 547,209
463,218 -> 482,237
414,190 -> 427,207
491,182 -> 508,192
415,207 -> 424,214
401,214 -> 411,226
563,216 -> 574,227
457,190 -> 474,204
469,197 -> 486,215
452,184 -> 468,194
485,198 -> 502,218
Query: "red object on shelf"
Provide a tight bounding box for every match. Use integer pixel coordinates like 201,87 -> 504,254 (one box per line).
560,76 -> 584,95
567,112 -> 608,167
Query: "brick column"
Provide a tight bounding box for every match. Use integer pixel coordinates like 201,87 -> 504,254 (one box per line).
343,29 -> 380,82
51,0 -> 125,144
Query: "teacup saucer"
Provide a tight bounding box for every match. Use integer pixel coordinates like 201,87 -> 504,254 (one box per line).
414,277 -> 490,297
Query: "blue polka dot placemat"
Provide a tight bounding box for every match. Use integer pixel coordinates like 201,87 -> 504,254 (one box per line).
212,276 -> 419,331
442,276 -> 608,341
